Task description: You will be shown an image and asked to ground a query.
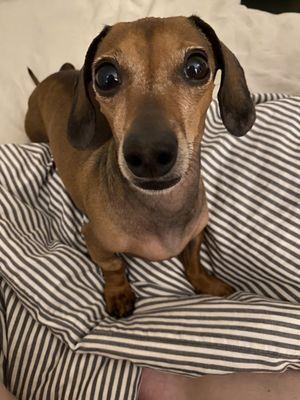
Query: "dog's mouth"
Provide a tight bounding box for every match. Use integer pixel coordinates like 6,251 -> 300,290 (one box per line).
133,176 -> 181,191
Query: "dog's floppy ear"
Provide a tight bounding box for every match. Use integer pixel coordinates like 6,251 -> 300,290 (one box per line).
189,15 -> 255,137
68,25 -> 112,149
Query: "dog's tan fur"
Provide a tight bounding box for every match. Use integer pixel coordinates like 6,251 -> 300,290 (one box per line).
25,16 -> 255,317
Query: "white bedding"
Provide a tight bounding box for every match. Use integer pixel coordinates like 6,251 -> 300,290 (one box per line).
0,0 -> 299,144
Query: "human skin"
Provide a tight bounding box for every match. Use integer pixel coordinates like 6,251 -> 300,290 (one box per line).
138,368 -> 300,400
2,370 -> 299,399
0,384 -> 16,400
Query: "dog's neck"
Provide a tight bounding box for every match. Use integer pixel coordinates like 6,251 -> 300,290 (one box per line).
93,139 -> 205,238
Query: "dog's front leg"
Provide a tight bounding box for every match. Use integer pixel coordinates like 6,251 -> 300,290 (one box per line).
179,232 -> 234,297
83,224 -> 135,318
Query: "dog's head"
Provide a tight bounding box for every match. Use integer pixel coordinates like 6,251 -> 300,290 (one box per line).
68,16 -> 255,192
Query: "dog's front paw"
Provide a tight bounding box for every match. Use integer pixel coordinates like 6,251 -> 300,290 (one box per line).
104,283 -> 135,318
192,275 -> 235,297
205,278 -> 235,297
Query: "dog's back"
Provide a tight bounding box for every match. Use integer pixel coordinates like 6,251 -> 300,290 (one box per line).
25,63 -> 78,143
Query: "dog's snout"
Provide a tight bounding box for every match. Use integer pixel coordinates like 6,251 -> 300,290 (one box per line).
123,131 -> 178,178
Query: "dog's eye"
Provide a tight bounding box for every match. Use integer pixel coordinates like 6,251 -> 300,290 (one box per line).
95,63 -> 120,91
184,53 -> 209,81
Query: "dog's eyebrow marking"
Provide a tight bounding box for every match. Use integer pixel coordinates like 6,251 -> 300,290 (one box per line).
92,57 -> 106,68
185,45 -> 206,51
92,49 -> 123,66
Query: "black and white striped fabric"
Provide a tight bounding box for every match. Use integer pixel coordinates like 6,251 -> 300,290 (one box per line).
0,93 -> 299,399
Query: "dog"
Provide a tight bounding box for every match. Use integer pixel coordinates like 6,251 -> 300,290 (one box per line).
25,16 -> 255,318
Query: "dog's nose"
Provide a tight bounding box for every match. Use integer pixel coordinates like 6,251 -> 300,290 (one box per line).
123,131 -> 178,178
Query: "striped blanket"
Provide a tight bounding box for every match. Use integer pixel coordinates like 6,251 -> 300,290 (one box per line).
0,93 -> 299,399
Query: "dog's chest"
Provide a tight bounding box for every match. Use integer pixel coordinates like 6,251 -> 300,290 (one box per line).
127,231 -> 189,260
123,202 -> 208,261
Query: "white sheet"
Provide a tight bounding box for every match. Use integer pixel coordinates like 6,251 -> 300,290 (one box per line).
0,0 -> 299,144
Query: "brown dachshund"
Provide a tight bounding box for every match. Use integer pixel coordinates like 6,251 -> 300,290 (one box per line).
25,16 -> 255,318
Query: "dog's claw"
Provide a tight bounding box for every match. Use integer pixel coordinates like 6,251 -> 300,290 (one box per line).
104,283 -> 135,318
